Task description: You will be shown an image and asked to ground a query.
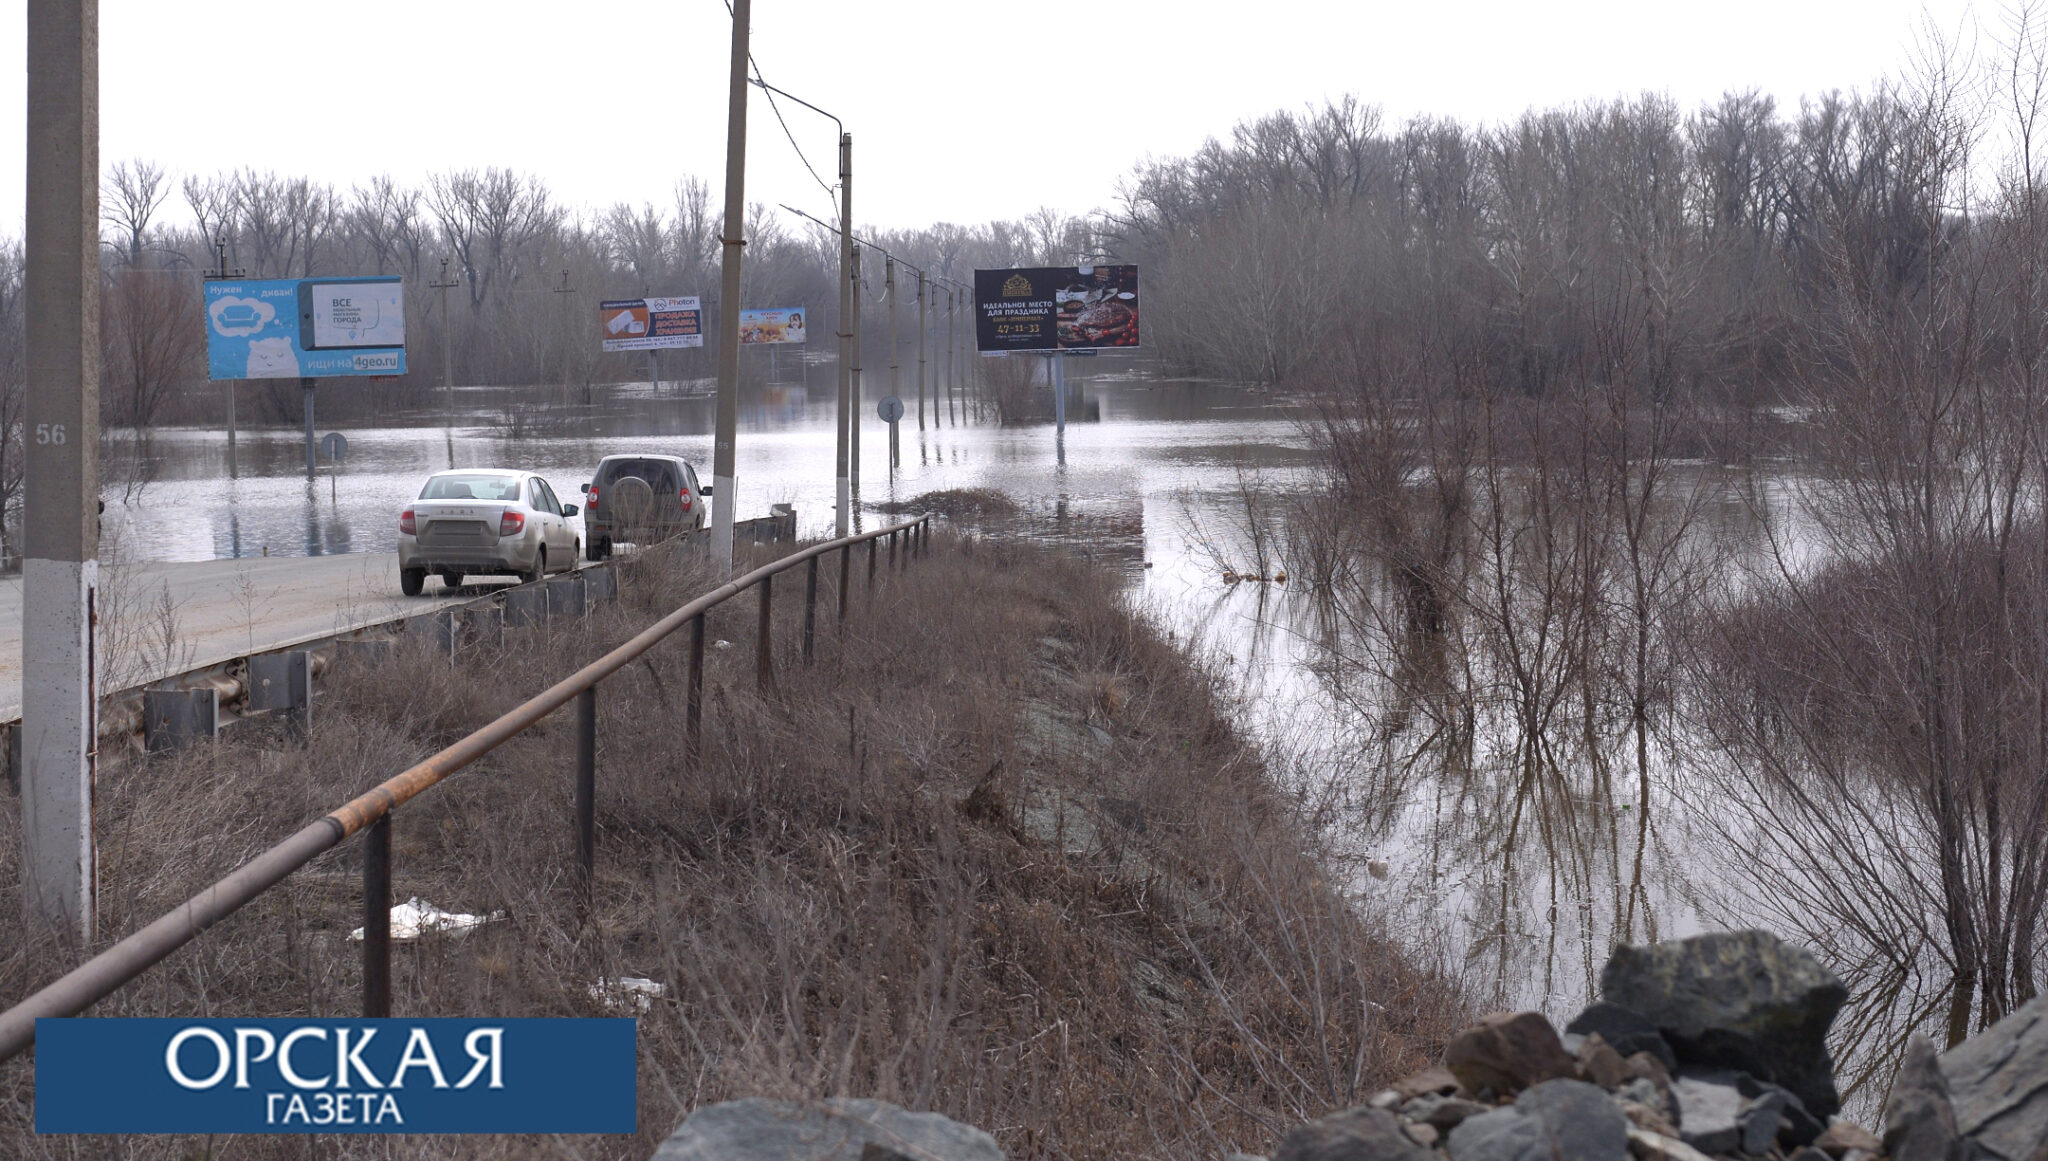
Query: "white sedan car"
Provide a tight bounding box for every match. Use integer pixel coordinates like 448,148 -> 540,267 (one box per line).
397,469 -> 581,595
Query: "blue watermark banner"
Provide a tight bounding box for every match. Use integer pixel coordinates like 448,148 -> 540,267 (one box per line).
35,1017 -> 635,1134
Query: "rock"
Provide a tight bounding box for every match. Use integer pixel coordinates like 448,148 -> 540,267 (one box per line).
1569,1002 -> 1680,1073
1740,1089 -> 1788,1155
1733,1076 -> 1823,1147
1883,1036 -> 1967,1161
1447,1081 -> 1629,1161
1625,1126 -> 1717,1161
1599,931 -> 1848,1116
1402,1122 -> 1439,1147
1444,1011 -> 1579,1098
1275,1106 -> 1436,1161
1616,1079 -> 1669,1118
1393,1066 -> 1463,1100
1447,1106 -> 1541,1161
1940,991 -> 2048,1161
860,1147 -> 915,1161
1787,1149 -> 1833,1161
1579,1033 -> 1634,1091
1815,1120 -> 1883,1157
1618,1099 -> 1680,1138
1670,1074 -> 1743,1155
654,1098 -> 1004,1161
1367,1090 -> 1402,1110
1519,1080 -> 1631,1161
1419,1097 -> 1491,1132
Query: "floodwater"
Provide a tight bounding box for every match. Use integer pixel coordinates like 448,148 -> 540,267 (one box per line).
105,363 -> 1729,1028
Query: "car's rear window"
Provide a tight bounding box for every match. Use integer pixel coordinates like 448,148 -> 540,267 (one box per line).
599,459 -> 681,492
420,473 -> 523,501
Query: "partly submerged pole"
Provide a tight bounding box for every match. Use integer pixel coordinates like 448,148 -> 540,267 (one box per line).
708,0 -> 752,576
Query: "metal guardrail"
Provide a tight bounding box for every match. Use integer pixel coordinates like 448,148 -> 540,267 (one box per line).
0,513 -> 934,1061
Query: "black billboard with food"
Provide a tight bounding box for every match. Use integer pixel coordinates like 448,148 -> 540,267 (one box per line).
974,265 -> 1139,352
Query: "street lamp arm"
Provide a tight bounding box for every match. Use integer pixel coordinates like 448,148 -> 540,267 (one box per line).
747,77 -> 842,138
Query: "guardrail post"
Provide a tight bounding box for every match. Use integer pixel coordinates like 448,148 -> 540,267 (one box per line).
889,530 -> 898,571
687,613 -> 705,761
363,813 -> 391,1018
249,649 -> 313,737
757,575 -> 776,694
838,544 -> 851,621
803,555 -> 818,663
576,687 -> 596,883
867,537 -> 877,592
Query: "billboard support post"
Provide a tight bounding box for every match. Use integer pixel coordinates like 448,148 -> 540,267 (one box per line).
708,0 -> 751,577
301,378 -> 316,480
22,0 -> 100,940
648,350 -> 661,394
1053,353 -> 1066,437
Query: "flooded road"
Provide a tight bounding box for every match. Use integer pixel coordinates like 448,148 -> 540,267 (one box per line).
104,365 -> 1737,1031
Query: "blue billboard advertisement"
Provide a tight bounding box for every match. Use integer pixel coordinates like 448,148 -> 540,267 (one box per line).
205,277 -> 407,380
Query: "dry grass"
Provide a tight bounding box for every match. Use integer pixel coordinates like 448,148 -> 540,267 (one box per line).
0,531 -> 1465,1159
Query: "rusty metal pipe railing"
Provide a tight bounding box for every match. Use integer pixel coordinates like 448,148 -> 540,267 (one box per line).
0,513 -> 932,1061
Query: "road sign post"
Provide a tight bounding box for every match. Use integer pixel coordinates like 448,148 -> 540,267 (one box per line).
879,394 -> 903,471
22,0 -> 100,940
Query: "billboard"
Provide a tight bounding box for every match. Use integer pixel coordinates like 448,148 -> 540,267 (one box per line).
974,265 -> 1139,353
204,277 -> 407,380
738,308 -> 807,345
600,296 -> 702,351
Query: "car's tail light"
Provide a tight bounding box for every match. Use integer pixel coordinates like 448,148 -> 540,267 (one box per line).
499,510 -> 525,536
587,487 -> 599,511
680,487 -> 692,511
399,509 -> 416,535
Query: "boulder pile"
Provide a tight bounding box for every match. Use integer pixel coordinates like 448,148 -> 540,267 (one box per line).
1271,930 -> 2048,1161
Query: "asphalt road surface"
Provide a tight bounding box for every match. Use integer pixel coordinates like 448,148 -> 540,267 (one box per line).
0,553 -> 533,723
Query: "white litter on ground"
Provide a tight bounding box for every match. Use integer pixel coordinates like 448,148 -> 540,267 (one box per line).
348,897 -> 505,942
588,977 -> 666,1012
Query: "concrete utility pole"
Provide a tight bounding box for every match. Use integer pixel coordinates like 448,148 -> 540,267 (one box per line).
835,132 -> 853,536
22,0 -> 100,940
885,257 -> 899,411
430,258 -> 459,469
708,0 -> 751,575
946,288 -> 958,427
915,272 -> 927,431
849,244 -> 863,507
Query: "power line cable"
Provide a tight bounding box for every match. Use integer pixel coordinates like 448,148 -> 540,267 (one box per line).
715,0 -> 838,213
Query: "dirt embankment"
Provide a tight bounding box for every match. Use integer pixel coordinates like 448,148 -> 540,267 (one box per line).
0,532 -> 1464,1159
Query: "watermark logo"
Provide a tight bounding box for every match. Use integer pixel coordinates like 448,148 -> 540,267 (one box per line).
36,1018 -> 635,1134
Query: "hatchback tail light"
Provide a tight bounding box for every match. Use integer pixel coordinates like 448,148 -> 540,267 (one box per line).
680,487 -> 692,511
499,510 -> 525,537
399,509 -> 416,535
587,487 -> 599,511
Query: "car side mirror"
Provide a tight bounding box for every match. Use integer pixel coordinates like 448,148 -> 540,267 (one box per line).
579,483 -> 590,494
562,504 -> 579,517
699,484 -> 713,496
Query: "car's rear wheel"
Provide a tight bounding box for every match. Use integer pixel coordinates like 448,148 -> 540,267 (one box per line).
519,548 -> 545,586
400,568 -> 425,597
440,571 -> 463,589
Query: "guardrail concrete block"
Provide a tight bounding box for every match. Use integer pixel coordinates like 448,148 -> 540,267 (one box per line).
547,574 -> 588,620
144,688 -> 219,754
584,565 -> 618,604
504,585 -> 549,629
462,604 -> 505,649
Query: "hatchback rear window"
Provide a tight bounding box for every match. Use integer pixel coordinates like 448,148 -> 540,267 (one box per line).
599,459 -> 681,492
421,473 -> 523,501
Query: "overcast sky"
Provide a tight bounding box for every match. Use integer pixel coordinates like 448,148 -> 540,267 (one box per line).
0,0 -> 1995,240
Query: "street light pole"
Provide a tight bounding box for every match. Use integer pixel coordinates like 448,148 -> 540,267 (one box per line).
709,0 -> 752,576
850,245 -> 863,507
